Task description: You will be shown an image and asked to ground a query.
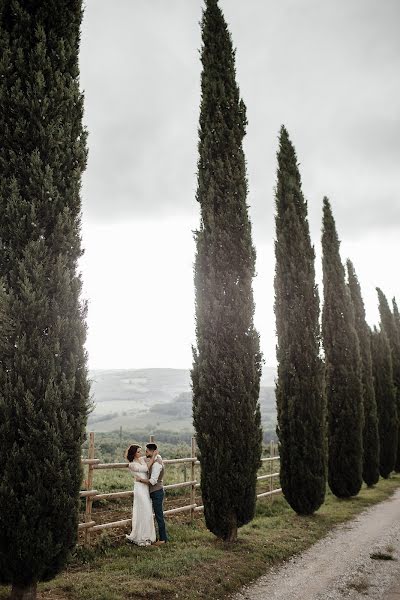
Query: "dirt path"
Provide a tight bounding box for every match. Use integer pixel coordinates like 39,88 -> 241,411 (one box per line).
233,488 -> 400,600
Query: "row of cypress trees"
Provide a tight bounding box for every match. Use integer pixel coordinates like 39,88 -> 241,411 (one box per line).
193,0 -> 399,541
323,210 -> 400,490
274,127 -> 399,514
0,5 -> 397,597
375,290 -> 400,473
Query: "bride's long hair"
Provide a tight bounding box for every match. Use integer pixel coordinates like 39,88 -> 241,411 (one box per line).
125,444 -> 140,462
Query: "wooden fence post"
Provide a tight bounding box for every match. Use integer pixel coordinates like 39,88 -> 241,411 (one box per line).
84,431 -> 95,546
190,437 -> 196,522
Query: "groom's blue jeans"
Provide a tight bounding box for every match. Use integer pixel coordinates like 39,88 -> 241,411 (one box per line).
150,489 -> 168,542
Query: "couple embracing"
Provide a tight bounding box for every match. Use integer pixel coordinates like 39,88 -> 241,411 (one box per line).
125,443 -> 168,547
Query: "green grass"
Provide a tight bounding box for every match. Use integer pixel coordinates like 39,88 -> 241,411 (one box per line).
1,475 -> 399,600
90,469 -> 133,493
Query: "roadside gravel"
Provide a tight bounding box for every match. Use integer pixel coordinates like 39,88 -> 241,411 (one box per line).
233,487 -> 400,600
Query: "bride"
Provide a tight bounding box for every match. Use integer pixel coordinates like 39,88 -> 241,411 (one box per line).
125,444 -> 156,546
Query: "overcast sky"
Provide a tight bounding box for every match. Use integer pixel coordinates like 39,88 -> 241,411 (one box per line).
79,0 -> 400,370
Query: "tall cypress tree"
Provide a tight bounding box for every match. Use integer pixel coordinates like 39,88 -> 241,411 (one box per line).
370,326 -> 398,478
393,298 -> 400,334
274,126 -> 326,515
392,298 -> 400,376
377,288 -> 400,471
191,0 -> 262,542
346,260 -> 379,486
392,297 -> 400,469
321,198 -> 363,498
0,3 -> 89,598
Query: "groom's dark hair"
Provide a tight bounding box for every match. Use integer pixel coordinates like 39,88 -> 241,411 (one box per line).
146,443 -> 157,451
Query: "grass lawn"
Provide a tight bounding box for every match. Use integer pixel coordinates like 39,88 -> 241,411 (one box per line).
1,475 -> 399,600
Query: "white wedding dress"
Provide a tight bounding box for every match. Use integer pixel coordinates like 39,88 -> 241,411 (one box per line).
126,457 -> 156,546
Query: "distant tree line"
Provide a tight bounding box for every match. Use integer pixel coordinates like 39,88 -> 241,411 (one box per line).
81,430 -> 277,464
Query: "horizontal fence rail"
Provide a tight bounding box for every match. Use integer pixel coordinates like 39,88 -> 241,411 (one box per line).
80,433 -> 280,544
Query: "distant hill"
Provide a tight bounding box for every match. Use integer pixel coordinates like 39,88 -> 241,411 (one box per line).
89,368 -> 191,404
87,367 -> 276,433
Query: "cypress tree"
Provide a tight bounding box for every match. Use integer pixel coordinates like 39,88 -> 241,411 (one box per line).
370,326 -> 397,478
377,288 -> 400,471
191,0 -> 262,542
346,260 -> 379,486
274,126 -> 326,515
321,198 -> 363,498
392,297 -> 400,469
0,2 -> 90,598
393,298 -> 400,334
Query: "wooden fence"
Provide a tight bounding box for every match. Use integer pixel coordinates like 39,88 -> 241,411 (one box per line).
79,432 -> 281,545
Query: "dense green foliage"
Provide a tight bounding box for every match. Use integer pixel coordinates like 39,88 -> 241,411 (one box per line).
274,127 -> 326,514
377,288 -> 400,471
191,0 -> 262,541
393,298 -> 400,461
347,260 -> 379,486
370,327 -> 398,478
0,0 -> 89,593
321,198 -> 363,498
0,282 -> 12,355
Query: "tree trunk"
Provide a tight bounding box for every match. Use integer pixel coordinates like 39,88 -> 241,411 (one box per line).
224,525 -> 238,543
11,583 -> 37,600
224,515 -> 238,542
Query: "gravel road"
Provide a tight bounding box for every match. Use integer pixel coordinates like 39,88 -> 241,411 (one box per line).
233,488 -> 400,600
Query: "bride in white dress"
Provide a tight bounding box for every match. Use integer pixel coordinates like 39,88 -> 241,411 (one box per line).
125,445 -> 156,546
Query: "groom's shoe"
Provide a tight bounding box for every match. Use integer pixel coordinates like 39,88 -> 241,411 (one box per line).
152,540 -> 166,546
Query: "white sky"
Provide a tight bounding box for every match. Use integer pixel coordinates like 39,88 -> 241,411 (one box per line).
79,0 -> 400,370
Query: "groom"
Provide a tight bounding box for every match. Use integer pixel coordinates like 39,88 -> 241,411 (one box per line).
145,443 -> 168,545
